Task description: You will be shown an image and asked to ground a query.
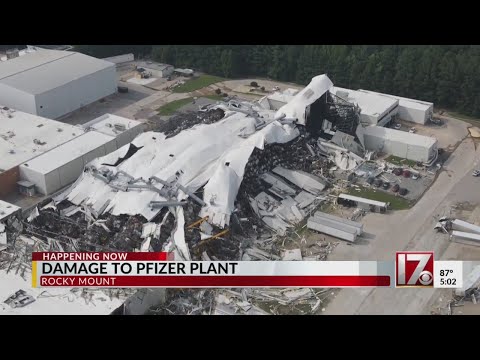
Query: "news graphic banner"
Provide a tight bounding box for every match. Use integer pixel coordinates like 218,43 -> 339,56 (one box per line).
31,251 -> 466,289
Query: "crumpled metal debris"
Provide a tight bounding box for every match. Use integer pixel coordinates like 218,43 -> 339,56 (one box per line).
4,289 -> 35,308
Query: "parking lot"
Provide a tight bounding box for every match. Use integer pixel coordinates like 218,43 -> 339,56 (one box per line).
60,83 -> 154,126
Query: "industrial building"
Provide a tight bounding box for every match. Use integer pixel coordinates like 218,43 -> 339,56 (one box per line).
0,107 -> 82,198
0,48 -> 117,119
329,87 -> 399,127
360,125 -> 438,164
0,107 -> 145,198
359,90 -> 434,125
82,114 -> 145,146
136,61 -> 174,78
19,131 -> 118,196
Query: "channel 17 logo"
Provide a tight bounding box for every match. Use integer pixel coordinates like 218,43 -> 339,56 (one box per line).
396,252 -> 434,287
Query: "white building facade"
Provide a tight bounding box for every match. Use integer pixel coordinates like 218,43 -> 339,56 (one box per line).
360,126 -> 438,163
0,49 -> 117,119
359,90 -> 434,125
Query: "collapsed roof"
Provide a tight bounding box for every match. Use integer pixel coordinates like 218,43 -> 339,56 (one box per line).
57,102 -> 304,259
54,74 -> 359,261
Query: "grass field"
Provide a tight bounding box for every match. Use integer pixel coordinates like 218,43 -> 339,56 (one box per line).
157,97 -> 193,116
172,75 -> 224,93
385,155 -> 417,167
347,186 -> 411,210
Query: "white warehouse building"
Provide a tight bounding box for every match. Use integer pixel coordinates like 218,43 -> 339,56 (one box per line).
17,114 -> 144,196
0,48 -> 117,119
136,61 -> 174,78
361,126 -> 438,164
358,90 -> 434,125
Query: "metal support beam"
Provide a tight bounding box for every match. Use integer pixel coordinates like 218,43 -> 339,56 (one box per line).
149,200 -> 187,208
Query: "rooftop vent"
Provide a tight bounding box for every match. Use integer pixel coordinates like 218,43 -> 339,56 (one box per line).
114,123 -> 126,132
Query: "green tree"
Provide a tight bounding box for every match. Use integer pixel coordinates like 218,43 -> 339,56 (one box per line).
220,49 -> 233,78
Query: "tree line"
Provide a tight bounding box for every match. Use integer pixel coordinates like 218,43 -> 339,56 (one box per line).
74,45 -> 480,117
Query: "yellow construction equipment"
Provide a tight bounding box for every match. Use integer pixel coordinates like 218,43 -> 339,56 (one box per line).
194,229 -> 230,248
187,216 -> 209,229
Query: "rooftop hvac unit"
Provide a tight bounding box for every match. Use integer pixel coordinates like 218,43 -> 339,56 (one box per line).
114,123 -> 126,132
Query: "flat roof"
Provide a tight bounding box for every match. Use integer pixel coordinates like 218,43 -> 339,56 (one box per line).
0,108 -> 82,172
136,61 -> 173,71
358,89 -> 433,111
0,200 -> 21,221
330,86 -> 398,118
0,49 -> 114,95
21,131 -> 115,174
363,125 -> 437,148
338,193 -> 388,207
82,114 -> 143,137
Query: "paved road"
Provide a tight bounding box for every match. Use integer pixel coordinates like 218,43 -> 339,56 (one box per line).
325,137 -> 480,314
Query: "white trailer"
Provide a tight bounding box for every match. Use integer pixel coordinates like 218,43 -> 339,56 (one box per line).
307,217 -> 357,242
451,230 -> 480,243
313,211 -> 363,235
451,219 -> 480,234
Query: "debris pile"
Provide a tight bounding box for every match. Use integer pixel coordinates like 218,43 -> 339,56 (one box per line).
149,287 -> 334,315
148,289 -> 217,315
151,108 -> 225,137
214,288 -> 333,315
23,204 -> 147,252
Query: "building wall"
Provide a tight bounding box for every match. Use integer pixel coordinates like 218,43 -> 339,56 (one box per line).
0,167 -> 20,199
102,54 -> 134,65
35,66 -> 117,119
19,165 -> 47,195
145,66 -> 174,78
0,84 -> 37,115
43,170 -> 62,195
397,105 -> 432,125
58,157 -> 86,192
363,133 -> 436,162
19,141 -> 119,196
